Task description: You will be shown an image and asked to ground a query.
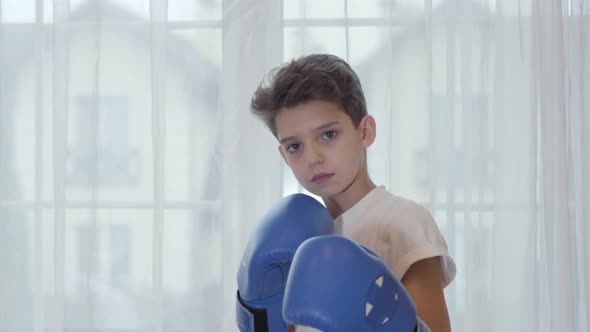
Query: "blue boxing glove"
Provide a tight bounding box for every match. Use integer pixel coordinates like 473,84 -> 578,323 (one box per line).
283,235 -> 430,332
236,194 -> 334,332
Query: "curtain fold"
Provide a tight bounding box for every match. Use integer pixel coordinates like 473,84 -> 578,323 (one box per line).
51,1 -> 70,331
0,0 -> 587,331
149,0 -> 168,331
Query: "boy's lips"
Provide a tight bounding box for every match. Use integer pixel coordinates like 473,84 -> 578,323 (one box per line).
311,173 -> 334,184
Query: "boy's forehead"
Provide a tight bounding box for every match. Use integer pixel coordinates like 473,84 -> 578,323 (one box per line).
275,101 -> 350,138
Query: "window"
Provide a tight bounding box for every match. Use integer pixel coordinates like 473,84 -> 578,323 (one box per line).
1,0 -> 224,331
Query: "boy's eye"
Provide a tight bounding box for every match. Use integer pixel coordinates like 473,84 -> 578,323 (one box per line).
322,130 -> 337,140
286,143 -> 301,153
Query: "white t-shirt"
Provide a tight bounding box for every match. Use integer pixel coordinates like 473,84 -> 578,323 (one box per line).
333,185 -> 456,285
295,186 -> 456,332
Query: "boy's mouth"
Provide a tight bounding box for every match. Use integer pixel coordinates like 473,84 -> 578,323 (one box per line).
311,173 -> 334,184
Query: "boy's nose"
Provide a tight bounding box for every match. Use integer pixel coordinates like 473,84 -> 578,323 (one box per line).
305,144 -> 324,167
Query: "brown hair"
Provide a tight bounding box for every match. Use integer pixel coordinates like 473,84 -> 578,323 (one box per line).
250,54 -> 368,138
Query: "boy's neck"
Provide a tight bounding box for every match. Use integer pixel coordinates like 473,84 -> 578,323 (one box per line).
322,170 -> 376,219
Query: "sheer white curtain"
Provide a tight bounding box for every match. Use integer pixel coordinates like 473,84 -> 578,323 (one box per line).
0,0 -> 587,331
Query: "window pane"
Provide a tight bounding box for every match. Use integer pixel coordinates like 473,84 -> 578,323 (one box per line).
283,27 -> 347,60
0,208 -> 34,330
69,0 -> 150,20
64,209 -> 153,331
162,208 -> 222,331
1,25 -> 38,200
347,0 -> 424,18
168,0 -> 222,21
346,0 -> 384,18
283,0 -> 345,20
43,0 -> 53,23
347,26 -> 405,67
64,25 -> 153,201
0,0 -> 35,23
67,96 -> 139,188
165,29 -> 221,201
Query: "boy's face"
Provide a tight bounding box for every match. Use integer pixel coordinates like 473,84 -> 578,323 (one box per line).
275,100 -> 374,199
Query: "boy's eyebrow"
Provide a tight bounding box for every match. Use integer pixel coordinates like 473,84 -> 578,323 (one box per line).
315,121 -> 339,131
279,121 -> 339,144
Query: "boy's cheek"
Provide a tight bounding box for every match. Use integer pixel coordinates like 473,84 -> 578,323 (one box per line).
284,155 -> 300,168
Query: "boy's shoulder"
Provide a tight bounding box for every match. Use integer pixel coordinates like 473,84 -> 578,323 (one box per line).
341,185 -> 432,225
365,186 -> 429,215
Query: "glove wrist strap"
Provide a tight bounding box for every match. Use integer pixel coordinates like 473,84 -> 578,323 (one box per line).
236,291 -> 269,332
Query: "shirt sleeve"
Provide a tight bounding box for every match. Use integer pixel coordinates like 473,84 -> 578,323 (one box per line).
381,202 -> 457,287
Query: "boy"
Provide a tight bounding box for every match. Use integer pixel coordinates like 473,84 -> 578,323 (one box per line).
250,54 -> 456,332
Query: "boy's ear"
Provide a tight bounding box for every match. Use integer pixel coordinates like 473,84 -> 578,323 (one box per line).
360,115 -> 376,148
278,145 -> 290,165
